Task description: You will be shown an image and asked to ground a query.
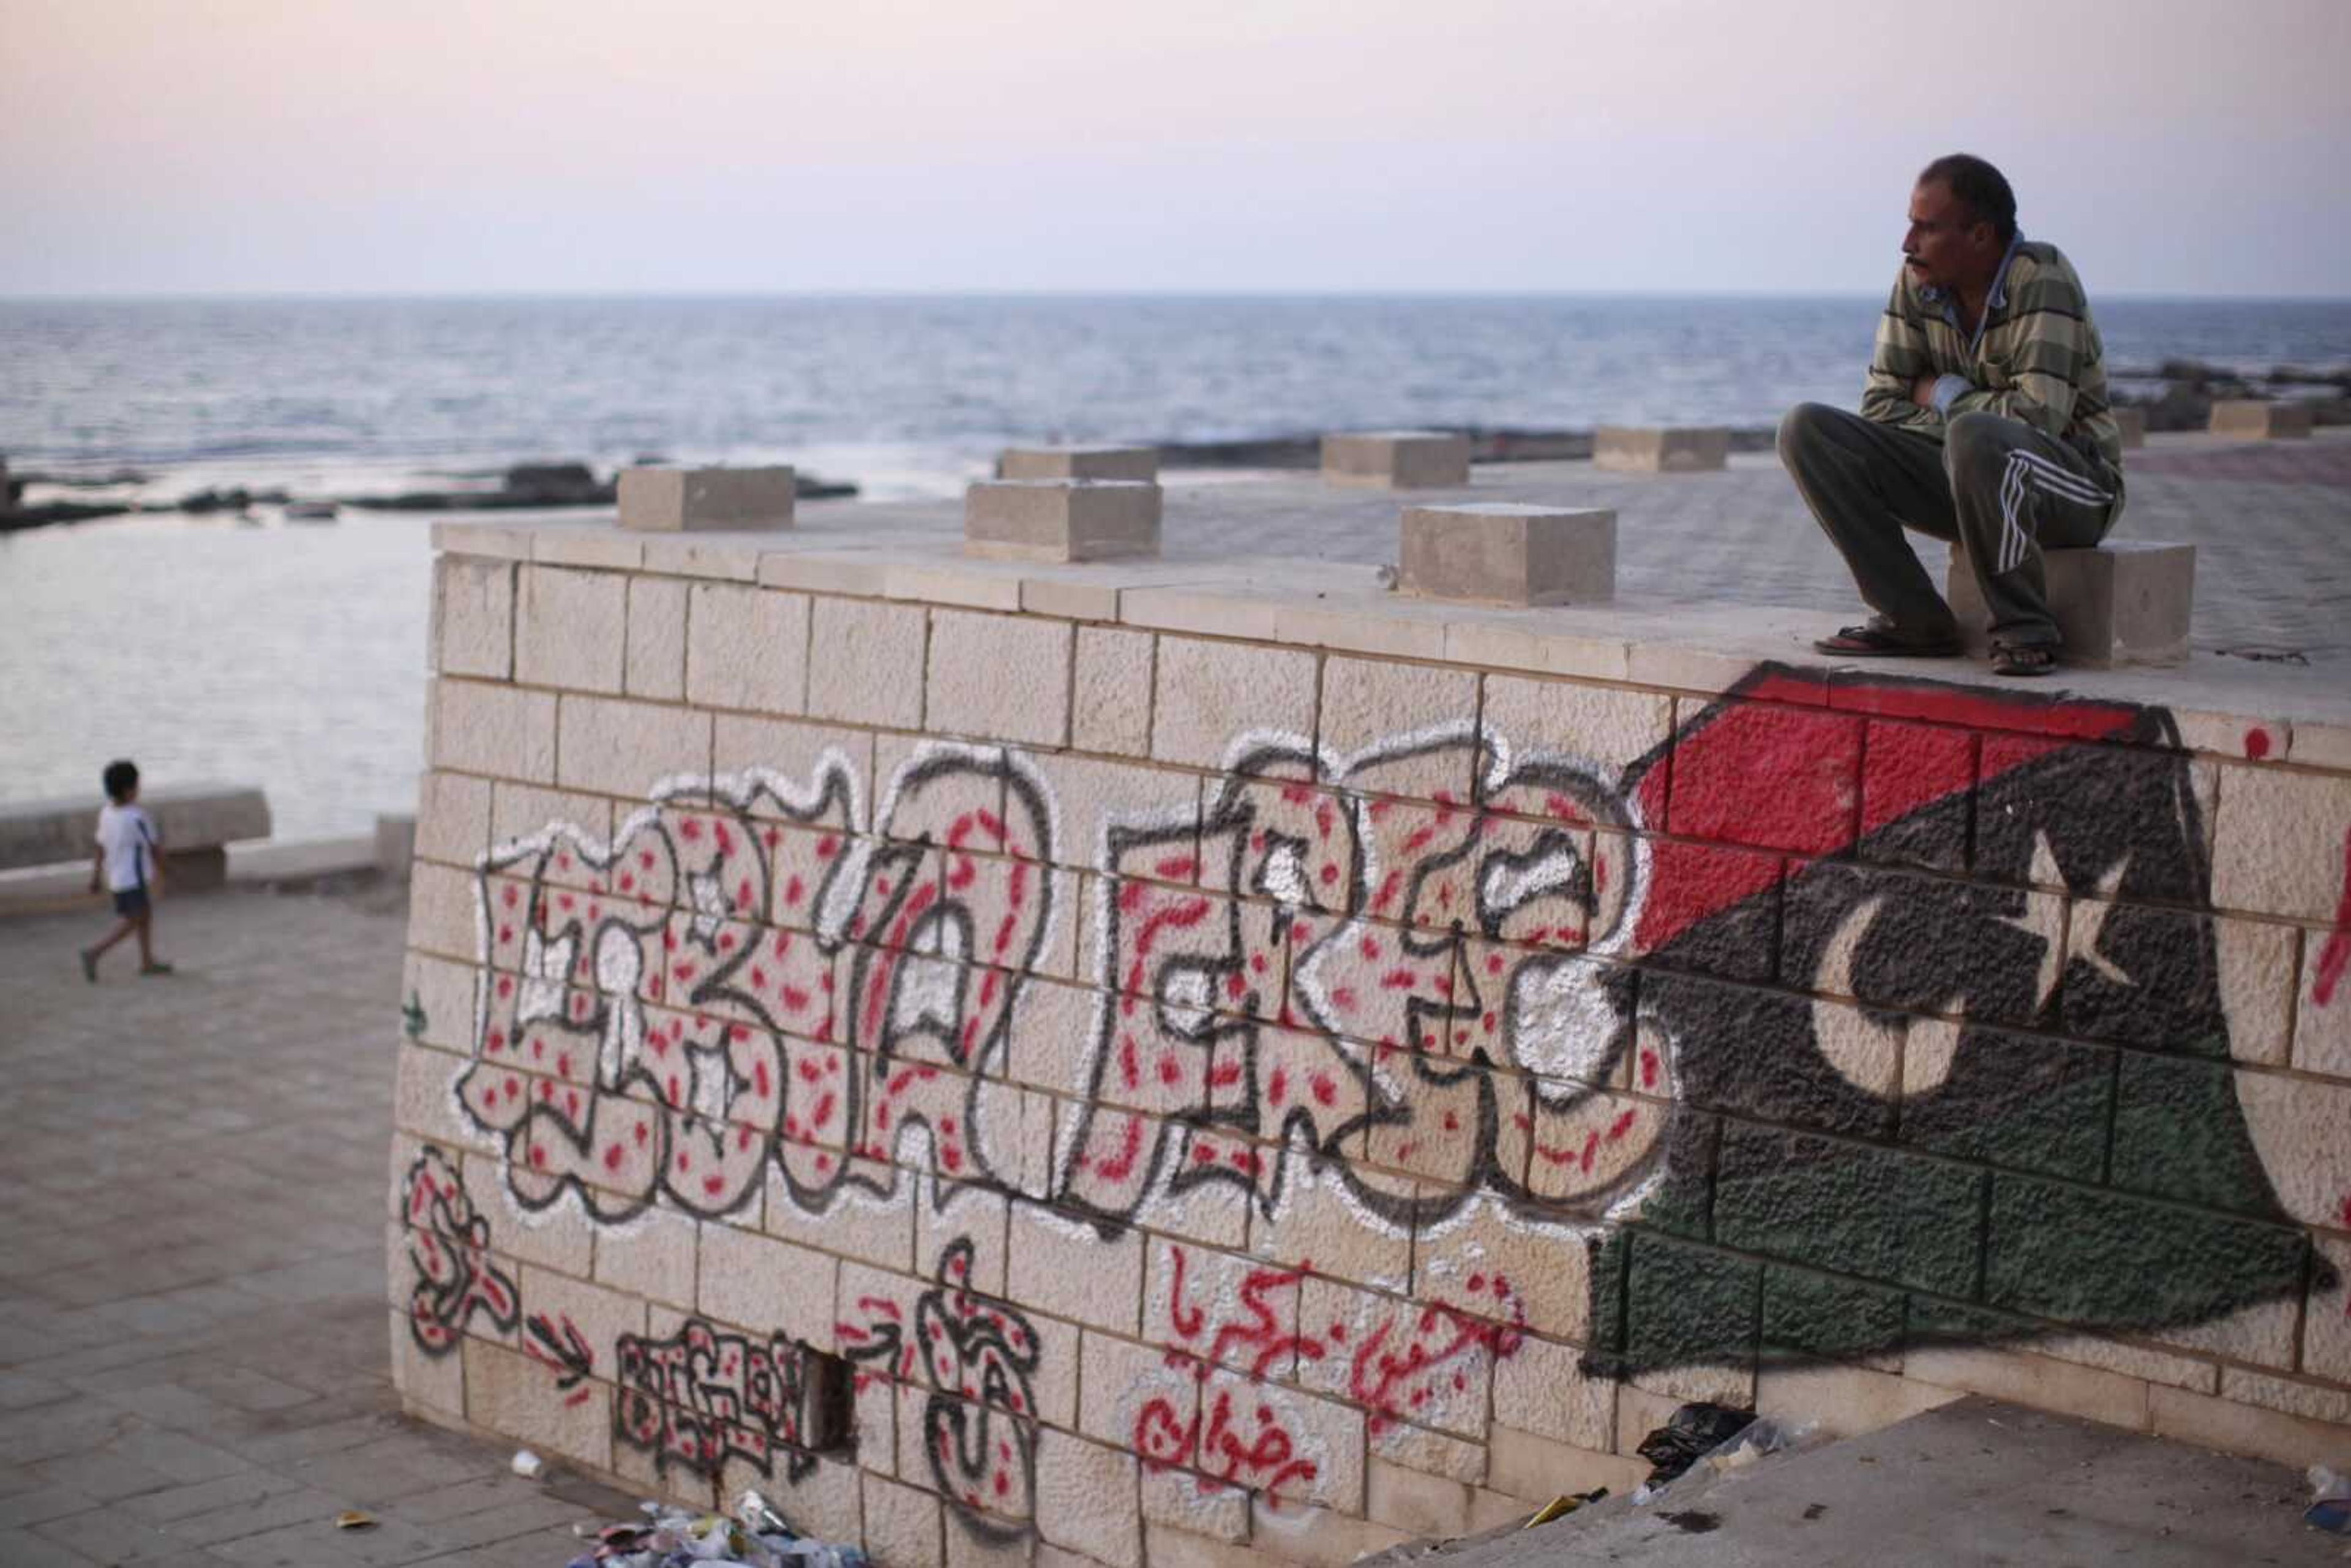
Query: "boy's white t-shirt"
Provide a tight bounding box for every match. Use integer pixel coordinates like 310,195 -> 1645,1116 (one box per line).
95,803 -> 160,893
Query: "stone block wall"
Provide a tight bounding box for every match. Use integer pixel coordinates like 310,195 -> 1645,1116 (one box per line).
393,538 -> 2351,1567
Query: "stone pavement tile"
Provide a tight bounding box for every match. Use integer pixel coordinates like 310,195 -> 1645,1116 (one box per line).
30,1510 -> 201,1562
225,1512 -> 462,1568
379,1474 -> 564,1526
179,1363 -> 320,1413
119,1463 -> 310,1525
416,1522 -> 604,1568
100,1423 -> 255,1485
0,1371 -> 73,1411
0,1479 -> 101,1528
394,1491 -> 598,1551
24,1447 -> 184,1503
96,1379 -> 247,1435
284,1431 -> 509,1508
0,1523 -> 104,1565
0,1401 -> 135,1467
213,1401 -> 410,1466
160,1483 -> 363,1548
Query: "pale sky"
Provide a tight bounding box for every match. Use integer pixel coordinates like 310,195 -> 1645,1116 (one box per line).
2,0 -> 2346,297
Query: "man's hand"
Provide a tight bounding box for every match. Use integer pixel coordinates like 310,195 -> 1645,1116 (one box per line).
1911,372 -> 1941,409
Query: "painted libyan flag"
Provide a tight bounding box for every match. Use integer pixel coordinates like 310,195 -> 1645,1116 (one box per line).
1578,666 -> 2320,1376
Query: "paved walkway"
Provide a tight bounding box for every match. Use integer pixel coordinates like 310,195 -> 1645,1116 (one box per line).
812,427 -> 2351,669
0,885 -> 637,1567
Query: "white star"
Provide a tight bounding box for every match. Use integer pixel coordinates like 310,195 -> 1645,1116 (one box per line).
685,868 -> 730,949
2068,855 -> 2134,987
1989,830 -> 2066,1016
514,926 -> 577,1028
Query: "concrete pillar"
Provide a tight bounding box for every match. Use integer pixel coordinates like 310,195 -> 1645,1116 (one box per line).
618,467 -> 798,532
965,479 -> 1161,563
1398,502 -> 1614,606
375,813 -> 418,882
1322,431 -> 1471,489
1947,539 -> 2194,667
1593,426 -> 1730,473
2113,407 -> 2147,449
2209,400 -> 2314,440
999,445 -> 1159,482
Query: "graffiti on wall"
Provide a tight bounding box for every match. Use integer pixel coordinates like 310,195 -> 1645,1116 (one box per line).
614,1317 -> 848,1482
839,1237 -> 1040,1536
400,1147 -> 520,1354
446,663 -> 2323,1439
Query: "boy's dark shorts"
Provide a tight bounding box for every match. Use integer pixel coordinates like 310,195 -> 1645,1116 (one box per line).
112,888 -> 151,918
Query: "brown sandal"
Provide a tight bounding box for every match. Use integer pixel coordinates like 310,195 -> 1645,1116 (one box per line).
1990,642 -> 2057,677
1813,621 -> 1963,658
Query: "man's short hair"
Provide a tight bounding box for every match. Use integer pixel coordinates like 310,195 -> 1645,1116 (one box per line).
103,759 -> 139,802
1918,153 -> 2018,245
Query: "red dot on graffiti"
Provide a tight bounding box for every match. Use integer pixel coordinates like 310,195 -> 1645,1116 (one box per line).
2246,727 -> 2273,760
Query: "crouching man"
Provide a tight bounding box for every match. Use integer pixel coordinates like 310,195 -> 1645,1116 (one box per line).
1781,154 -> 2128,677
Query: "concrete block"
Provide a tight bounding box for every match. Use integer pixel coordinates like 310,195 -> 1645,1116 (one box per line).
1946,539 -> 2193,667
411,771 -> 490,867
515,565 -> 626,693
1034,1430 -> 1142,1567
1398,503 -> 1615,607
1321,430 -> 1471,489
966,479 -> 1162,563
374,813 -> 417,880
686,583 -> 811,715
1000,444 -> 1160,482
2211,764 -> 2351,921
624,576 -> 688,700
926,610 -> 1072,746
430,679 -> 557,783
1012,1204 -> 1142,1333
1365,1459 -> 1471,1540
1072,626 -> 1155,757
2150,1382 -> 2351,1470
1479,675 -> 1670,780
1151,637 -> 1318,769
555,694 -> 713,800
1490,1333 -> 1616,1450
1592,424 -> 1730,473
807,596 -> 927,729
532,525 -> 642,571
434,556 -> 515,678
462,1338 -> 610,1472
618,466 -> 797,531
2113,407 -> 2147,448
2209,399 -> 2313,440
2293,924 -> 2351,1078
1319,656 -> 1479,801
1483,1425 -> 1648,1504
864,1475 -> 944,1568
697,1221 -> 836,1351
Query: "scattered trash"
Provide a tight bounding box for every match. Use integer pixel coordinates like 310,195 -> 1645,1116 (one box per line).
2309,1465 -> 2351,1534
563,1491 -> 871,1568
1630,1405 -> 1815,1506
1635,1401 -> 1758,1490
332,1510 -> 377,1531
1523,1487 -> 1608,1528
512,1447 -> 545,1479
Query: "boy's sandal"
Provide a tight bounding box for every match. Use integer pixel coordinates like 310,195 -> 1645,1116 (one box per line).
1812,622 -> 1963,658
139,961 -> 176,976
1990,642 -> 2058,678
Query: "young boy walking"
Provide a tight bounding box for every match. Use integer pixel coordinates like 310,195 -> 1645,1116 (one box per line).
80,759 -> 173,980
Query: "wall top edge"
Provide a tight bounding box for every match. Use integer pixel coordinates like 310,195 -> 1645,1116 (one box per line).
430,514 -> 2351,741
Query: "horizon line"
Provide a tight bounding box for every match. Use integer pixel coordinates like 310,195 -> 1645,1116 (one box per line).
6,286 -> 2351,307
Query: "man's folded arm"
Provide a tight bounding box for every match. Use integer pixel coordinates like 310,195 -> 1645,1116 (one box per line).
1861,283 -> 1943,432
1935,272 -> 2088,440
